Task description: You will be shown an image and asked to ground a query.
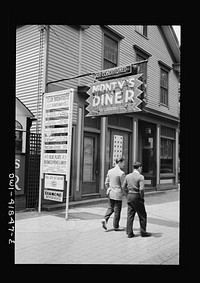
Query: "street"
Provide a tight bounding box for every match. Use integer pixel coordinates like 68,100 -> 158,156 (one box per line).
15,189 -> 179,264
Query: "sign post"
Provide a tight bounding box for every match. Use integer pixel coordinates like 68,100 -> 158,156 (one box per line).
38,89 -> 74,220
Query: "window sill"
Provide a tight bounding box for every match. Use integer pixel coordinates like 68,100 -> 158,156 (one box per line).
159,103 -> 169,109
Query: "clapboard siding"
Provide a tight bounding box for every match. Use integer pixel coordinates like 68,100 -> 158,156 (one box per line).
107,25 -> 179,118
16,25 -> 44,133
16,25 -> 179,136
80,25 -> 102,86
47,25 -> 79,90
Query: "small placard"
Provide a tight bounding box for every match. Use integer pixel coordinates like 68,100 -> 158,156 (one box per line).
44,174 -> 64,190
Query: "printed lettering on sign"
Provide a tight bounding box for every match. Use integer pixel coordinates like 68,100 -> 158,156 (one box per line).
15,154 -> 25,195
86,74 -> 143,117
44,190 -> 63,202
44,174 -> 64,190
40,89 -> 74,209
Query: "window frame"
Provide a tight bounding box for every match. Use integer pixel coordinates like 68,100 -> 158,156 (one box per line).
160,126 -> 176,175
135,25 -> 148,38
158,61 -> 172,107
102,28 -> 120,70
15,120 -> 23,152
160,67 -> 169,107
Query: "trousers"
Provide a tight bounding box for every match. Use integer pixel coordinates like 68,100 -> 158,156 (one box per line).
104,198 -> 122,229
126,193 -> 147,235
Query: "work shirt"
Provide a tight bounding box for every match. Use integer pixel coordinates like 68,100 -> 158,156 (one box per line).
105,164 -> 125,201
122,169 -> 144,195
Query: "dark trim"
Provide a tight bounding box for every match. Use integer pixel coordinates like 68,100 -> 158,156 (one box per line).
101,25 -> 125,39
143,107 -> 180,123
158,60 -> 172,70
133,44 -> 152,58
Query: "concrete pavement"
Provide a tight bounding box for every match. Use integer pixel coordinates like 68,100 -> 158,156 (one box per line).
15,189 -> 179,264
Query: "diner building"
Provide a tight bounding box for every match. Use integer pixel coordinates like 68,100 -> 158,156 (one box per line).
16,25 -> 180,207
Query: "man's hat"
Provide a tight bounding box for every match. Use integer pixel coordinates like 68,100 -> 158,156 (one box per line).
133,161 -> 142,168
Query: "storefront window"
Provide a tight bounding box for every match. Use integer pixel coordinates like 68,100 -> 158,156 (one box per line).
160,126 -> 175,174
15,120 -> 23,152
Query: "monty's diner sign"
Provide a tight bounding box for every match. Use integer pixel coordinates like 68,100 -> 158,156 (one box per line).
86,74 -> 143,117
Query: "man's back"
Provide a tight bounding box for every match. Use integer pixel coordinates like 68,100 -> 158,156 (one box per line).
123,171 -> 144,193
105,165 -> 125,200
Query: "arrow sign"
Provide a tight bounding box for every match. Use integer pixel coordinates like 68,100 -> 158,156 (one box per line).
86,74 -> 143,117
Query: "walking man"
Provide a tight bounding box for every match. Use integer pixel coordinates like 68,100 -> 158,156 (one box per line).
101,157 -> 125,231
122,161 -> 151,238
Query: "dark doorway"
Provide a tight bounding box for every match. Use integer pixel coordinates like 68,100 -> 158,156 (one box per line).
138,120 -> 156,188
82,132 -> 100,195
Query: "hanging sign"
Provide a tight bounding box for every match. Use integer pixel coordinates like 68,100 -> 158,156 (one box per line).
94,64 -> 132,81
86,74 -> 143,117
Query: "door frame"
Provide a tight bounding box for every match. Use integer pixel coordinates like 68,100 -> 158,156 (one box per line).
81,131 -> 100,196
107,127 -> 132,175
138,120 -> 157,188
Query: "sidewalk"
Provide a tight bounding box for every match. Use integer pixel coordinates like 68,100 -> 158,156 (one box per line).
15,190 -> 179,264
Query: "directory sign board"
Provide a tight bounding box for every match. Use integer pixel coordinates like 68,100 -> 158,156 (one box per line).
39,89 -> 74,211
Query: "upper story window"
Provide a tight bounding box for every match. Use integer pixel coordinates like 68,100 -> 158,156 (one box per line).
135,25 -> 147,37
103,34 -> 118,69
160,67 -> 169,106
15,120 -> 23,152
158,61 -> 172,107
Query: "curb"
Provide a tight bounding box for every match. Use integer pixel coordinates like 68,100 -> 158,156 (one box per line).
41,188 -> 178,212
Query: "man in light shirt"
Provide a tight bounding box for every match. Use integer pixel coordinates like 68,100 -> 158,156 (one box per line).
122,161 -> 151,238
101,157 -> 125,231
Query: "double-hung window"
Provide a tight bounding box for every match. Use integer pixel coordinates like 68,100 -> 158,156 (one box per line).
160,68 -> 169,106
103,34 -> 118,69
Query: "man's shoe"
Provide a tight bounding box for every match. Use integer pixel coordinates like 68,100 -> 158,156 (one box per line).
127,233 -> 135,238
141,232 -> 151,237
101,219 -> 107,230
114,227 -> 124,231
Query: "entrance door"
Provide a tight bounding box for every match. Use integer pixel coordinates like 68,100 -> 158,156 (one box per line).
106,129 -> 131,175
138,121 -> 156,187
82,132 -> 99,195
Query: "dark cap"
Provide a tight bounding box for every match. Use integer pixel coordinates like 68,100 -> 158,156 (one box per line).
133,161 -> 142,169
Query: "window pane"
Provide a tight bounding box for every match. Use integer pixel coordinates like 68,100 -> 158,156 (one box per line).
15,130 -> 22,151
135,25 -> 147,36
83,137 -> 94,182
104,34 -> 118,69
142,137 -> 154,174
104,59 -> 116,69
160,138 -> 173,173
160,88 -> 168,105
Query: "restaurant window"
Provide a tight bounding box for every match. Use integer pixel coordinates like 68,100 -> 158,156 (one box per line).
135,25 -> 147,37
15,120 -> 23,152
103,34 -> 118,69
160,126 -> 175,174
160,67 -> 169,106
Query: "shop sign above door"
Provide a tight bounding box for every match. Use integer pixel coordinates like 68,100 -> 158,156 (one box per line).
86,74 -> 143,117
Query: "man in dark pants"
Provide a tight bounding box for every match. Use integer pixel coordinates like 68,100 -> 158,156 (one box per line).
122,161 -> 151,238
101,157 -> 125,231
